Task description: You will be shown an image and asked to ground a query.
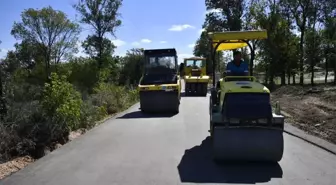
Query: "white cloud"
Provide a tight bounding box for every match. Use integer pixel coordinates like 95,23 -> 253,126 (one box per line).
177,53 -> 194,64
0,48 -> 8,53
168,24 -> 195,31
131,42 -> 140,46
198,28 -> 205,34
205,8 -> 221,15
111,39 -> 126,47
115,51 -> 127,56
141,39 -> 152,43
74,41 -> 88,57
188,44 -> 195,48
160,41 -> 167,44
0,48 -> 8,58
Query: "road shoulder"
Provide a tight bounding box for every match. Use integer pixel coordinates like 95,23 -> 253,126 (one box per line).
284,123 -> 336,155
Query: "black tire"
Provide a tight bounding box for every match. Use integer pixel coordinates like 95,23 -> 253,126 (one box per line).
202,83 -> 208,96
209,121 -> 214,137
141,109 -> 147,113
175,107 -> 180,114
190,83 -> 195,95
185,83 -> 189,96
197,83 -> 202,96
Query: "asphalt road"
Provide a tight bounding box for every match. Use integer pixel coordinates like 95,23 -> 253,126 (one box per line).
1,92 -> 336,184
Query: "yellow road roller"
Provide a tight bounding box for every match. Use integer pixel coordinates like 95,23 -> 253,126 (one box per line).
208,30 -> 285,162
138,48 -> 181,113
183,57 -> 210,96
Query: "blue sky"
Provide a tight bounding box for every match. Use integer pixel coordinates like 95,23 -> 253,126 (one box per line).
0,0 -> 210,63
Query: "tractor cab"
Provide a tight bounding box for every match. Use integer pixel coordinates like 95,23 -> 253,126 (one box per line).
141,48 -> 179,85
183,57 -> 207,77
183,57 -> 210,96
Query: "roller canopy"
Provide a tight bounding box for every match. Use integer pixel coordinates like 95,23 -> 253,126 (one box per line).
214,41 -> 248,51
208,30 -> 268,51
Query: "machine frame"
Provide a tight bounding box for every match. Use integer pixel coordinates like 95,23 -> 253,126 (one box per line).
138,48 -> 181,113
183,57 -> 210,96
208,30 -> 285,162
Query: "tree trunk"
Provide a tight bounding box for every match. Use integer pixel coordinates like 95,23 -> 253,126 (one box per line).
299,25 -> 306,85
310,9 -> 317,86
311,64 -> 315,86
269,61 -> 275,90
325,57 -> 328,84
292,72 -> 296,85
0,66 -> 6,120
249,43 -> 255,76
334,61 -> 336,85
281,70 -> 286,85
265,69 -> 269,84
287,70 -> 291,85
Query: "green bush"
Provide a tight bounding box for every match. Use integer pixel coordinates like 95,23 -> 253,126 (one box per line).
79,100 -> 107,129
91,83 -> 139,114
41,73 -> 83,130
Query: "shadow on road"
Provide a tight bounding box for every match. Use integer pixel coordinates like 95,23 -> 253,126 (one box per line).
177,137 -> 283,184
117,110 -> 177,119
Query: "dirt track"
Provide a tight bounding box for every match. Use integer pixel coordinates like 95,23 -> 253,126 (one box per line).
271,85 -> 336,144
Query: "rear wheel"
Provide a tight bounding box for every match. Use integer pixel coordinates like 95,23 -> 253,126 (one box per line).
185,83 -> 189,96
174,106 -> 180,114
197,83 -> 201,96
202,83 -> 208,96
174,99 -> 180,113
209,122 -> 214,137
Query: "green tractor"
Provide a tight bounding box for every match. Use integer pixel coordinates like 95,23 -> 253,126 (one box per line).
208,30 -> 285,162
138,48 -> 181,113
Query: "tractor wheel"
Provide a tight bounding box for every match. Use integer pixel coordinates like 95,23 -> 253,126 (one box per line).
202,83 -> 208,96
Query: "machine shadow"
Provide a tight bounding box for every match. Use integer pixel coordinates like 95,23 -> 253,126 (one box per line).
181,92 -> 208,97
177,137 -> 283,184
117,110 -> 177,119
180,90 -> 211,97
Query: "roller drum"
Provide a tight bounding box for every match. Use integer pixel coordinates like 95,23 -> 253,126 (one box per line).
212,127 -> 284,162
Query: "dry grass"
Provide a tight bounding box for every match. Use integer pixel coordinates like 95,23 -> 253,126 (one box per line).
0,156 -> 34,180
271,85 -> 336,144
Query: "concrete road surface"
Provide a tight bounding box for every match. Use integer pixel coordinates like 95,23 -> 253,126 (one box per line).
1,94 -> 336,185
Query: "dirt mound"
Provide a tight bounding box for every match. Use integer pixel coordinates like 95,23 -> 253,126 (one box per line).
272,85 -> 336,144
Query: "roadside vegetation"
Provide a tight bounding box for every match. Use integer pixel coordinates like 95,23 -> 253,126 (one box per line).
0,0 -> 335,180
0,0 -> 145,175
194,0 -> 335,143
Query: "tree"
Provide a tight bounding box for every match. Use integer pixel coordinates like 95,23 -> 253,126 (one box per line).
205,0 -> 244,31
194,31 -> 213,74
323,17 -> 336,84
74,0 -> 123,67
118,48 -> 144,86
320,0 -> 336,84
284,0 -> 313,85
196,0 -> 244,76
11,6 -> 81,80
243,0 -> 263,76
0,40 -> 6,120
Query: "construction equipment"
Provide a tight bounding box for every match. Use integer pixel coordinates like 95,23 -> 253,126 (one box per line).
138,48 -> 181,113
183,57 -> 210,96
208,30 -> 285,162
